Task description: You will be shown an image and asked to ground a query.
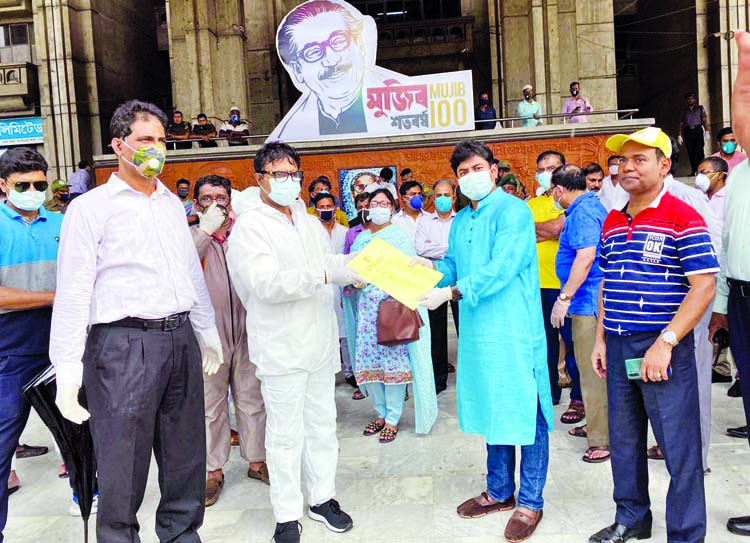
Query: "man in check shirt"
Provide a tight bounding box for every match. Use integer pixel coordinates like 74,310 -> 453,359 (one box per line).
50,100 -> 223,543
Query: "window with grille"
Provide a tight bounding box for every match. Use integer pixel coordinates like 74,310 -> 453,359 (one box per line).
350,0 -> 461,23
0,23 -> 34,65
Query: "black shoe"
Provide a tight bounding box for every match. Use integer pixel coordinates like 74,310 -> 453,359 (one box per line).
712,370 -> 733,383
729,379 -> 742,398
308,499 -> 353,533
345,375 -> 358,389
727,425 -> 748,439
447,364 -> 456,373
589,522 -> 651,543
728,515 -> 750,536
436,385 -> 447,395
272,521 -> 301,543
15,444 -> 49,459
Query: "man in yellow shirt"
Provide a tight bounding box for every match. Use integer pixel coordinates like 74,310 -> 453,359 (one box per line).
306,175 -> 349,226
528,151 -> 583,424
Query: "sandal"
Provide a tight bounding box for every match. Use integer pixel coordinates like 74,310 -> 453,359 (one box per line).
363,419 -> 386,436
352,389 -> 365,400
646,445 -> 664,460
568,425 -> 587,438
379,426 -> 398,443
560,400 -> 585,424
582,446 -> 611,463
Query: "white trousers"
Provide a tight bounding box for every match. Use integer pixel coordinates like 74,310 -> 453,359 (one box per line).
694,308 -> 713,471
260,364 -> 339,522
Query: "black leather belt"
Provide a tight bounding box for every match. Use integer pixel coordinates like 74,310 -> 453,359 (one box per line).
108,312 -> 189,331
728,278 -> 750,297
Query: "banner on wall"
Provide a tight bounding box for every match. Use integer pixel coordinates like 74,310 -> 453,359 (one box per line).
269,0 -> 474,143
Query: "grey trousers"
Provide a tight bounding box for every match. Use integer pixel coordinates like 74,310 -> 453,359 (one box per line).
83,318 -> 206,543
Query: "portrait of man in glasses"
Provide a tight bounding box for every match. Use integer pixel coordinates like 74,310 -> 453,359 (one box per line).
270,0 -> 403,142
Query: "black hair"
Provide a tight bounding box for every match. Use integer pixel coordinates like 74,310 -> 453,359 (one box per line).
551,164 -> 586,191
0,147 -> 48,178
399,180 -> 422,197
449,139 -> 495,175
176,178 -> 190,188
110,100 -> 167,140
78,160 -> 89,170
582,162 -> 603,177
311,191 -> 337,206
193,174 -> 231,201
368,187 -> 396,207
254,141 -> 301,173
399,168 -> 412,178
717,127 -> 734,143
354,192 -> 370,206
700,156 -> 729,175
536,150 -> 566,166
379,167 -> 394,182
197,112 -> 208,120
308,175 -> 332,193
607,155 -> 624,165
174,110 -> 183,116
570,81 -> 580,88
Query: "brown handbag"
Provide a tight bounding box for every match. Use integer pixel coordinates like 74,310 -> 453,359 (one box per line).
377,299 -> 424,346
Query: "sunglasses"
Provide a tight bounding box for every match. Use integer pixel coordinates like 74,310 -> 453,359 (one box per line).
10,181 -> 49,193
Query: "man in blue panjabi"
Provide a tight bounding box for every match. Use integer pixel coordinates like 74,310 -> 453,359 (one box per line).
417,139 -> 553,543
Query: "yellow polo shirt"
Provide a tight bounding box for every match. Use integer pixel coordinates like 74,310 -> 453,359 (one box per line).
527,194 -> 563,289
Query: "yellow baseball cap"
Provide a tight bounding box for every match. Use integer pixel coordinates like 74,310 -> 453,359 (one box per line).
606,127 -> 672,158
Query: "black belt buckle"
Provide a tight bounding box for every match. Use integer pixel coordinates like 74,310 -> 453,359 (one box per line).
162,314 -> 181,331
728,279 -> 750,297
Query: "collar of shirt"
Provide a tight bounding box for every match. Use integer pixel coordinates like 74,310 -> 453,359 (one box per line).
0,200 -> 49,223
711,185 -> 727,200
474,186 -> 503,211
396,209 -> 426,220
621,183 -> 668,215
106,173 -> 171,199
431,211 -> 456,221
564,191 -> 596,216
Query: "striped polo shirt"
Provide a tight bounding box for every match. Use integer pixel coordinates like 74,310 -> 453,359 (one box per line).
0,202 -> 62,355
599,188 -> 719,335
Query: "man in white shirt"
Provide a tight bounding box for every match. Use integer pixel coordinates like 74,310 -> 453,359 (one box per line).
391,180 -> 433,241
50,100 -> 223,543
598,155 -> 628,212
226,142 -> 359,543
415,179 -> 458,394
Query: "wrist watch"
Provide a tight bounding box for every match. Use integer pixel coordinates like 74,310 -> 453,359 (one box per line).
450,285 -> 463,301
660,328 -> 679,347
558,292 -> 572,302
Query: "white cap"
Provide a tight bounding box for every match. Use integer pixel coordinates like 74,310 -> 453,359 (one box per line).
229,105 -> 240,112
522,84 -> 533,91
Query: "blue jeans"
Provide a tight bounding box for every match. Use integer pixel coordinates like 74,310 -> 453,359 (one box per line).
486,402 -> 549,511
540,289 -> 581,403
367,382 -> 406,426
0,354 -> 50,542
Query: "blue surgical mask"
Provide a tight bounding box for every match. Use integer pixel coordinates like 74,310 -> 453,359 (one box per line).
8,188 -> 46,211
722,141 -> 737,155
459,170 -> 494,201
435,195 -> 453,213
263,179 -> 300,207
368,207 -> 392,226
536,171 -> 552,191
409,194 -> 424,210
230,114 -> 239,123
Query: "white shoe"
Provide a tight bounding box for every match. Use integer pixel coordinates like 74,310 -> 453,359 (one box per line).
68,493 -> 98,517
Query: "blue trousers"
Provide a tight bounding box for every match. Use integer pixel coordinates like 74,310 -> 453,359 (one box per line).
367,382 -> 407,426
540,289 -> 581,403
0,353 -> 50,542
486,402 -> 549,511
607,331 -> 705,543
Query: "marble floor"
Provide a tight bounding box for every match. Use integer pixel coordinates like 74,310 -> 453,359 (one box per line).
5,339 -> 750,543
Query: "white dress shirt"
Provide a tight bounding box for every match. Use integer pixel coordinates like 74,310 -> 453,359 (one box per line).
391,209 -> 433,242
598,175 -> 629,212
327,222 -> 348,338
50,173 -> 219,386
414,212 -> 455,260
708,185 -> 726,226
715,159 -> 750,313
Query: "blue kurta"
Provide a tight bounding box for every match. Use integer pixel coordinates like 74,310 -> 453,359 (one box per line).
436,188 -> 554,445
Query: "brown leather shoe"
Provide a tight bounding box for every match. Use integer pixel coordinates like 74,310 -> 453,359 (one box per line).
204,473 -> 224,507
504,508 -> 543,542
248,461 -> 270,485
457,491 -> 516,518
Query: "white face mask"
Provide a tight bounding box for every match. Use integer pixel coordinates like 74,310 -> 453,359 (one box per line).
535,171 -> 552,191
8,189 -> 46,211
368,207 -> 392,225
608,164 -> 619,176
694,173 -> 710,193
459,170 -> 494,201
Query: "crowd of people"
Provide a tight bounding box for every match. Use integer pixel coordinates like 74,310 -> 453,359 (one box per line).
165,107 -> 252,149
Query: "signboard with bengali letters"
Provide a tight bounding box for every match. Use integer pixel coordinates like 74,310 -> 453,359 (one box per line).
268,0 -> 474,143
0,117 -> 43,146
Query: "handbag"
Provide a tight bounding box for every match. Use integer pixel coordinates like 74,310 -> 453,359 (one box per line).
377,299 -> 424,346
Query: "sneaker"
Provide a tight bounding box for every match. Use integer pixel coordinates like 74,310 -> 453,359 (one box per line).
272,521 -> 301,543
69,493 -> 99,517
308,499 -> 353,533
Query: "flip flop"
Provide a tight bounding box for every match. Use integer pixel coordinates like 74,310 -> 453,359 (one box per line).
582,446 -> 611,463
568,425 -> 587,438
646,445 -> 664,460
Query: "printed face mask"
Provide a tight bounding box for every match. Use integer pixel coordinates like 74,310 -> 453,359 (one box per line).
459,170 -> 494,201
121,139 -> 166,178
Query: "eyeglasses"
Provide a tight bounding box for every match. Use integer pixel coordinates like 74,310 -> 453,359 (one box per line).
10,181 -> 48,193
369,202 -> 392,209
198,195 -> 230,207
296,30 -> 355,63
260,170 -> 304,183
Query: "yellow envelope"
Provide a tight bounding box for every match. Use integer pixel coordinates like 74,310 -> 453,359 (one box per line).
347,237 -> 444,310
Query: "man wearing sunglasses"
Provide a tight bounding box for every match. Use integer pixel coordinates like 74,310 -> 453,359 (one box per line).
0,146 -> 62,541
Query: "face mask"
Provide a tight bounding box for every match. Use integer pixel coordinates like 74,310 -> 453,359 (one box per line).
722,141 -> 737,155
177,188 -> 189,198
608,164 -> 619,176
459,170 -> 494,201
368,207 -> 391,226
535,171 -> 552,191
121,140 -> 166,178
408,194 -> 424,211
8,188 -> 45,211
435,195 -> 453,213
480,98 -> 488,105
318,209 -> 334,222
230,114 -> 239,123
571,89 -> 579,97
694,173 -> 711,193
552,189 -> 564,211
58,193 -> 70,203
523,92 -> 533,100
262,179 -> 300,207
358,208 -> 370,223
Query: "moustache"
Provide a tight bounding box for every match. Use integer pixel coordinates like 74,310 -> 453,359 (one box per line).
319,62 -> 352,80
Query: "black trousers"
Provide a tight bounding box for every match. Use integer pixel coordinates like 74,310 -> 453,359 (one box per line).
83,318 -> 206,543
428,300 -> 459,391
728,280 -> 750,446
683,126 -> 705,175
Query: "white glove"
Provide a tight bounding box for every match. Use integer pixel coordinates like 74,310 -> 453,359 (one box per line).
409,256 -> 434,269
418,286 -> 452,310
55,384 -> 91,424
704,130 -> 710,143
326,266 -> 365,286
550,299 -> 570,328
200,341 -> 224,376
678,135 -> 684,146
198,203 -> 226,236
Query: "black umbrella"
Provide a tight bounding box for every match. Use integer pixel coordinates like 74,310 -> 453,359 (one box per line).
23,365 -> 97,543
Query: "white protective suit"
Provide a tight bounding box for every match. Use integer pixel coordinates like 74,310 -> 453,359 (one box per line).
226,188 -> 348,522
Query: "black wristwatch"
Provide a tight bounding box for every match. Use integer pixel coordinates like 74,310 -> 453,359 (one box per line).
451,286 -> 463,301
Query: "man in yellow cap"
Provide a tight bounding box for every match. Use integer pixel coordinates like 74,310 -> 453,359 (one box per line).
589,126 -> 718,543
44,179 -> 70,214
